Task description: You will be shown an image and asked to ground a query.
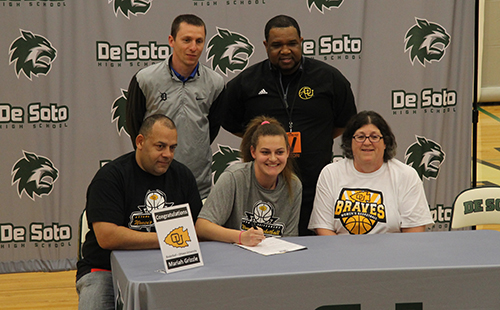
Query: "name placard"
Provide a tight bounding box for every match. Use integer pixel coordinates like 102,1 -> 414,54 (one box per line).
151,203 -> 203,273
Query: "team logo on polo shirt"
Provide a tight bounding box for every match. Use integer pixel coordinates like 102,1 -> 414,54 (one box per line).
129,189 -> 174,231
307,0 -> 343,13
404,18 -> 450,66
241,201 -> 285,236
335,188 -> 386,234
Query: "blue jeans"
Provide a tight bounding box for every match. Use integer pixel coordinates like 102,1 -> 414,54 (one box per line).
76,271 -> 114,310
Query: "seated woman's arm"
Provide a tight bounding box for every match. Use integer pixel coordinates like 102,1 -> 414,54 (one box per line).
401,226 -> 425,233
315,228 -> 338,236
195,218 -> 265,246
308,167 -> 338,235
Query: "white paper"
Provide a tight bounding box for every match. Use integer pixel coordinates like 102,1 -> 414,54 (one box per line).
151,203 -> 204,273
235,237 -> 307,256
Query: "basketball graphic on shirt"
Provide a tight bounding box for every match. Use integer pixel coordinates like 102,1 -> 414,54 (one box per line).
145,190 -> 166,211
129,189 -> 174,232
335,188 -> 387,235
253,203 -> 273,222
242,201 -> 284,236
344,215 -> 376,234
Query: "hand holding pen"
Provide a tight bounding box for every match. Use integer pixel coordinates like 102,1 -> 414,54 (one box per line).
239,222 -> 265,247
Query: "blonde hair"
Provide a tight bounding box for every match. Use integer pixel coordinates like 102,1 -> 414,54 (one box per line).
240,116 -> 296,197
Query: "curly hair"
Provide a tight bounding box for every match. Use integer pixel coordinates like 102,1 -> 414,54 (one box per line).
341,110 -> 397,162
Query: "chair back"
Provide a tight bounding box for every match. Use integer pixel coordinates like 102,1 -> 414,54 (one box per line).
451,186 -> 500,229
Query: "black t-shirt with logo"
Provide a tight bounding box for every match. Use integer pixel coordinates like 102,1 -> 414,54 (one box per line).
76,152 -> 201,280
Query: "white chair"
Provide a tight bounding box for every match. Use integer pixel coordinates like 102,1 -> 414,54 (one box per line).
78,209 -> 90,260
451,187 -> 500,229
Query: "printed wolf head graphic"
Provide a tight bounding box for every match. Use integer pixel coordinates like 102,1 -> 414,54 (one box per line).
207,28 -> 254,76
110,0 -> 152,18
307,0 -> 343,13
9,29 -> 57,80
12,151 -> 59,200
405,136 -> 446,180
404,18 -> 450,66
212,145 -> 241,184
111,89 -> 130,136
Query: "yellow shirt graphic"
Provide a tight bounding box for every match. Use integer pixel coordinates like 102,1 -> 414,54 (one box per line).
334,188 -> 387,234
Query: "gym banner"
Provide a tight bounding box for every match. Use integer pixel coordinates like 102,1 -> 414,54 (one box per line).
0,0 -> 474,273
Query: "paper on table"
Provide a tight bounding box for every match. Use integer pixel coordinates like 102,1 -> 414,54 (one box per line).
235,237 -> 307,256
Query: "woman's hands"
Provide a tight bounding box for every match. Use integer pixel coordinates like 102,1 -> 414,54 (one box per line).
195,218 -> 267,246
240,227 -> 265,246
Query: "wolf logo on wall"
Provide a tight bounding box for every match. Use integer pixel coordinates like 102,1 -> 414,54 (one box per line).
9,29 -> 57,80
206,28 -> 254,76
404,18 -> 450,66
11,151 -> 59,200
212,145 -> 241,184
110,0 -> 152,18
111,89 -> 130,136
307,0 -> 343,13
405,136 -> 446,180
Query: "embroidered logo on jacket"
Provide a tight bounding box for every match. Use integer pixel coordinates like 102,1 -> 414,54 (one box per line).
298,86 -> 314,100
241,201 -> 284,236
335,188 -> 386,234
129,189 -> 174,231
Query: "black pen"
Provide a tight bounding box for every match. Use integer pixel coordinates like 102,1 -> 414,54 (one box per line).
251,221 -> 258,230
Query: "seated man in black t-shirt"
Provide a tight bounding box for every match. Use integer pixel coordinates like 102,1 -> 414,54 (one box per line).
76,114 -> 202,310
